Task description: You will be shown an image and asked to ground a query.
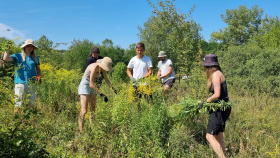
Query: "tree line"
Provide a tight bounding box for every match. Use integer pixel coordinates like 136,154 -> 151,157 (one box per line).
1,1 -> 279,96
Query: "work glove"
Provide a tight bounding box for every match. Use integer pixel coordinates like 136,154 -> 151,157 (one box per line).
36,75 -> 42,84
112,86 -> 117,94
130,77 -> 136,83
99,93 -> 108,102
198,101 -> 205,109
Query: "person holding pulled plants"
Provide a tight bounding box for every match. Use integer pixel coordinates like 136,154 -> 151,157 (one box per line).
199,54 -> 231,158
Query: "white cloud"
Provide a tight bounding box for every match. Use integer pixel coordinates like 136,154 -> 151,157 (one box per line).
0,23 -> 25,41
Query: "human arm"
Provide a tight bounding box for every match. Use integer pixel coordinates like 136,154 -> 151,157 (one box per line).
89,65 -> 102,94
89,65 -> 109,101
127,68 -> 133,78
159,65 -> 172,79
3,49 -> 13,62
206,71 -> 221,102
36,65 -> 42,83
157,69 -> 161,79
144,67 -> 153,78
103,70 -> 117,94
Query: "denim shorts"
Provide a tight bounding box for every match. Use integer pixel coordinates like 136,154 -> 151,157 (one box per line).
78,78 -> 95,95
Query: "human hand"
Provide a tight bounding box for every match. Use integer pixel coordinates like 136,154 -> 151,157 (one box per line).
130,77 -> 136,82
7,41 -> 11,49
112,86 -> 117,94
99,93 -> 108,102
198,101 -> 205,109
36,75 -> 41,83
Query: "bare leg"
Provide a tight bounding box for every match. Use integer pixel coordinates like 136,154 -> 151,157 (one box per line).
163,84 -> 171,97
88,94 -> 96,124
216,132 -> 226,155
206,133 -> 226,158
79,94 -> 89,132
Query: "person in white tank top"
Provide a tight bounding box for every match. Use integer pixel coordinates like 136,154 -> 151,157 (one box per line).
78,57 -> 117,132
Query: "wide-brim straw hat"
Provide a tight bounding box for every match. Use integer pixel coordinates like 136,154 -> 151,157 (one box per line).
97,57 -> 113,72
21,39 -> 38,49
202,54 -> 220,66
158,51 -> 167,57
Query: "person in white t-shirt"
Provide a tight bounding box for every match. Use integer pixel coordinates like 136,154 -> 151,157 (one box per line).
157,51 -> 176,96
127,42 -> 153,110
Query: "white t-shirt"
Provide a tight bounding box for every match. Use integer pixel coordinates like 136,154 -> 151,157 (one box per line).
127,55 -> 153,80
157,58 -> 175,83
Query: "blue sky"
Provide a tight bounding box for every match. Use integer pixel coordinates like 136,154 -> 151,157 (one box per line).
0,0 -> 279,50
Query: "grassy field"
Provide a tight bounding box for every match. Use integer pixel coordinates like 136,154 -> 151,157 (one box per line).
0,64 -> 279,158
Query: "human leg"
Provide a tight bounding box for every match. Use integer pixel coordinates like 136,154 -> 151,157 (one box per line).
79,94 -> 89,132
163,78 -> 175,98
206,133 -> 226,158
14,84 -> 27,112
14,84 -> 25,107
163,84 -> 171,97
216,132 -> 226,154
206,110 -> 227,158
27,84 -> 37,107
88,93 -> 96,124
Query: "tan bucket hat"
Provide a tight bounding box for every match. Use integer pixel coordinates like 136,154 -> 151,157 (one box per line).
158,51 -> 166,57
21,39 -> 38,49
97,57 -> 113,72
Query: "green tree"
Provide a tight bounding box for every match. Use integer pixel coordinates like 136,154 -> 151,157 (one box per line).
0,37 -> 20,78
111,62 -> 129,83
102,38 -> 113,48
99,39 -> 126,66
138,0 -> 202,75
63,39 -> 95,71
123,43 -> 136,65
262,16 -> 280,48
35,35 -> 64,67
35,35 -> 53,51
211,5 -> 263,46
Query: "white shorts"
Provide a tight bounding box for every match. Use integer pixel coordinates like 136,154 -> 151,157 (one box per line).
78,78 -> 95,95
14,83 -> 36,107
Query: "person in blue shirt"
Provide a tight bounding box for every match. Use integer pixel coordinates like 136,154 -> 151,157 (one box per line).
3,39 -> 41,109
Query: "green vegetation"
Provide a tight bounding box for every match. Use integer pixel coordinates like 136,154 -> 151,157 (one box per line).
0,0 -> 279,157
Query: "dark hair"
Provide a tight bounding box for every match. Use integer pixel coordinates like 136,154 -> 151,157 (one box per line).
88,47 -> 100,57
136,42 -> 145,50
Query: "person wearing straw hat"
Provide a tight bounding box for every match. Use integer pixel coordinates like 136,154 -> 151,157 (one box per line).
199,54 -> 231,158
78,57 -> 116,132
156,51 -> 176,97
3,39 -> 41,110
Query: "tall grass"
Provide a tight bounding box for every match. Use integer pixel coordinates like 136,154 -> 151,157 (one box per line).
0,63 -> 279,157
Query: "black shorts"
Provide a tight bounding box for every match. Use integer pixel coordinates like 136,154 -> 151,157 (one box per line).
164,78 -> 175,88
207,107 -> 231,135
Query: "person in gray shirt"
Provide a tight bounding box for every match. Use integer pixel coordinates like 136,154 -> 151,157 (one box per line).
156,51 -> 175,97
